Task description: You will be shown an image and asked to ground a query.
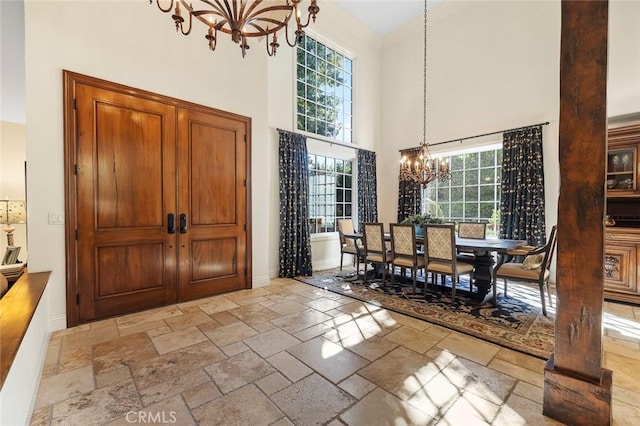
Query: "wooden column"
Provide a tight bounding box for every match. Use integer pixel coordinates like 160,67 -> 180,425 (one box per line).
543,1 -> 612,425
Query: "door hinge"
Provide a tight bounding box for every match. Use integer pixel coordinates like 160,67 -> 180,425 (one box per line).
76,293 -> 80,305
74,164 -> 79,175
75,229 -> 79,240
74,98 -> 78,110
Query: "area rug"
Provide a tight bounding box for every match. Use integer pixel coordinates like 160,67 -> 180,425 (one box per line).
296,268 -> 555,359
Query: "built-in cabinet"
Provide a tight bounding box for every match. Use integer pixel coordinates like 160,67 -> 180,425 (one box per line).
605,228 -> 640,303
605,124 -> 640,304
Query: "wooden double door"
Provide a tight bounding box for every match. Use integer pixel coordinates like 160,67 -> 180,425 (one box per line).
64,71 -> 251,325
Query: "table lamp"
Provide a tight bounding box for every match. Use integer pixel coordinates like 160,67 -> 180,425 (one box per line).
0,200 -> 26,247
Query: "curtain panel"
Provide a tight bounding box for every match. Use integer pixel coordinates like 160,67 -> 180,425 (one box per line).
397,148 -> 423,222
357,149 -> 378,230
278,130 -> 313,277
499,125 -> 547,246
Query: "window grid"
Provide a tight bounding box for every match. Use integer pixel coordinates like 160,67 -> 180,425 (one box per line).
296,35 -> 353,143
424,148 -> 502,236
308,155 -> 353,233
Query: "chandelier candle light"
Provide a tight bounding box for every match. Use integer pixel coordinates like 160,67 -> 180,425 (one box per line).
151,0 -> 319,57
399,0 -> 451,188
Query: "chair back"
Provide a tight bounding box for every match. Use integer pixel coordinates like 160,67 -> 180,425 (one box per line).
363,223 -> 385,255
390,224 -> 417,258
542,225 -> 558,272
458,222 -> 487,239
425,223 -> 456,262
337,219 -> 357,248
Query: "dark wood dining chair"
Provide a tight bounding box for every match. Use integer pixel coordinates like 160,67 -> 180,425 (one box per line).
362,223 -> 390,286
337,219 -> 364,275
389,223 -> 425,294
424,223 -> 474,302
494,225 -> 558,316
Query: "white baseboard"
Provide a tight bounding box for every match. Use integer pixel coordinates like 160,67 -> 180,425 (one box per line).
49,313 -> 67,331
252,274 -> 271,288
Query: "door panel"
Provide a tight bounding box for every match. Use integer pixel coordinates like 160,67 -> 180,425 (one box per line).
177,108 -> 248,300
76,84 -> 177,321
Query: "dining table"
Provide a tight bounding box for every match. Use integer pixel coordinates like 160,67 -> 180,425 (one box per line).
344,232 -> 527,304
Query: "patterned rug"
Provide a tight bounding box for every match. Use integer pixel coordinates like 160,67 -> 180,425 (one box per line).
296,268 -> 555,359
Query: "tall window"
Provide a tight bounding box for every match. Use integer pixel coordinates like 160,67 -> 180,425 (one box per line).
296,35 -> 353,143
424,145 -> 502,236
308,154 -> 353,233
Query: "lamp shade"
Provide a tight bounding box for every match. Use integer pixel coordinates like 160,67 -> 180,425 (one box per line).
0,200 -> 26,225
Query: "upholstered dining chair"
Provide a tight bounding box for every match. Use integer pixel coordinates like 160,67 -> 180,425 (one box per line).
337,219 -> 364,275
493,225 -> 558,316
389,223 -> 425,294
424,223 -> 474,302
362,223 -> 390,286
456,222 -> 488,264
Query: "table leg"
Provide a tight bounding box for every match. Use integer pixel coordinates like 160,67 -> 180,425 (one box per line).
472,252 -> 494,302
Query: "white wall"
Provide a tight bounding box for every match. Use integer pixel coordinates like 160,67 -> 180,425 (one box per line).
378,0 -> 640,236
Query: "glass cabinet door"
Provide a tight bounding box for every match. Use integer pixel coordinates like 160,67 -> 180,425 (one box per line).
606,146 -> 636,191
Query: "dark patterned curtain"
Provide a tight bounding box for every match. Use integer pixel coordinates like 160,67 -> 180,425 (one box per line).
499,125 -> 547,246
278,130 -> 313,277
397,148 -> 422,222
357,150 -> 378,230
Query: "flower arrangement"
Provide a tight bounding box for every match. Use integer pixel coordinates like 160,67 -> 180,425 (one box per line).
400,214 -> 444,225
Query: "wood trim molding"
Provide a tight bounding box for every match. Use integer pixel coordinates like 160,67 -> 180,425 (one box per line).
0,271 -> 51,389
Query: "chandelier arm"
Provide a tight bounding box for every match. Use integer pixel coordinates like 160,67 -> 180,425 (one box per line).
174,1 -> 193,35
283,23 -> 301,47
155,0 -> 174,14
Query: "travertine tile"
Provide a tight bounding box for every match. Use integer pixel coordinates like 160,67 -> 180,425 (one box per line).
201,321 -> 258,347
117,320 -> 167,337
304,297 -> 344,312
243,328 -> 300,358
513,381 -> 543,405
35,365 -> 95,408
197,297 -> 241,315
267,351 -> 313,383
287,336 -> 369,383
95,366 -> 131,388
339,333 -> 398,361
104,394 -> 194,426
93,332 -> 159,376
271,309 -> 333,334
494,347 -> 547,373
493,393 -> 564,425
116,305 -> 182,329
28,405 -> 50,426
340,387 -> 434,425
150,326 -> 208,354
228,303 -> 282,325
205,350 -> 275,394
255,371 -> 291,396
487,358 -> 544,388
358,346 -> 439,401
131,340 -> 226,390
50,379 -> 141,426
441,389 -> 501,425
252,321 -> 277,333
613,399 -> 640,425
40,337 -> 62,378
604,335 -> 640,361
436,333 -> 500,365
605,352 -> 640,393
163,310 -> 215,331
385,325 -> 442,354
292,322 -> 335,341
338,374 -> 377,399
58,345 -> 92,373
192,384 -> 283,425
441,356 -> 517,405
181,381 -> 222,409
220,341 -> 250,357
271,374 -> 355,425
139,368 -> 210,406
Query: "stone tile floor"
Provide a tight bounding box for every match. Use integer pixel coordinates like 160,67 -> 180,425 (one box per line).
30,277 -> 640,425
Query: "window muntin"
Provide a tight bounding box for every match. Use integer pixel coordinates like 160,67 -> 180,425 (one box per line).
424,146 -> 502,236
296,35 -> 353,143
308,154 -> 353,233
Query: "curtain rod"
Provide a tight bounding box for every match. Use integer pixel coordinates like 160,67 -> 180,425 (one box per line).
429,121 -> 550,148
276,128 -> 367,151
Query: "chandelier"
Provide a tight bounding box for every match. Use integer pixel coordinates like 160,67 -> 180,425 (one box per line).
151,0 -> 319,57
399,0 -> 451,188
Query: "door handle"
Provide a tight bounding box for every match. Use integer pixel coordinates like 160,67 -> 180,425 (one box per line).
179,213 -> 188,234
168,213 -> 176,234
